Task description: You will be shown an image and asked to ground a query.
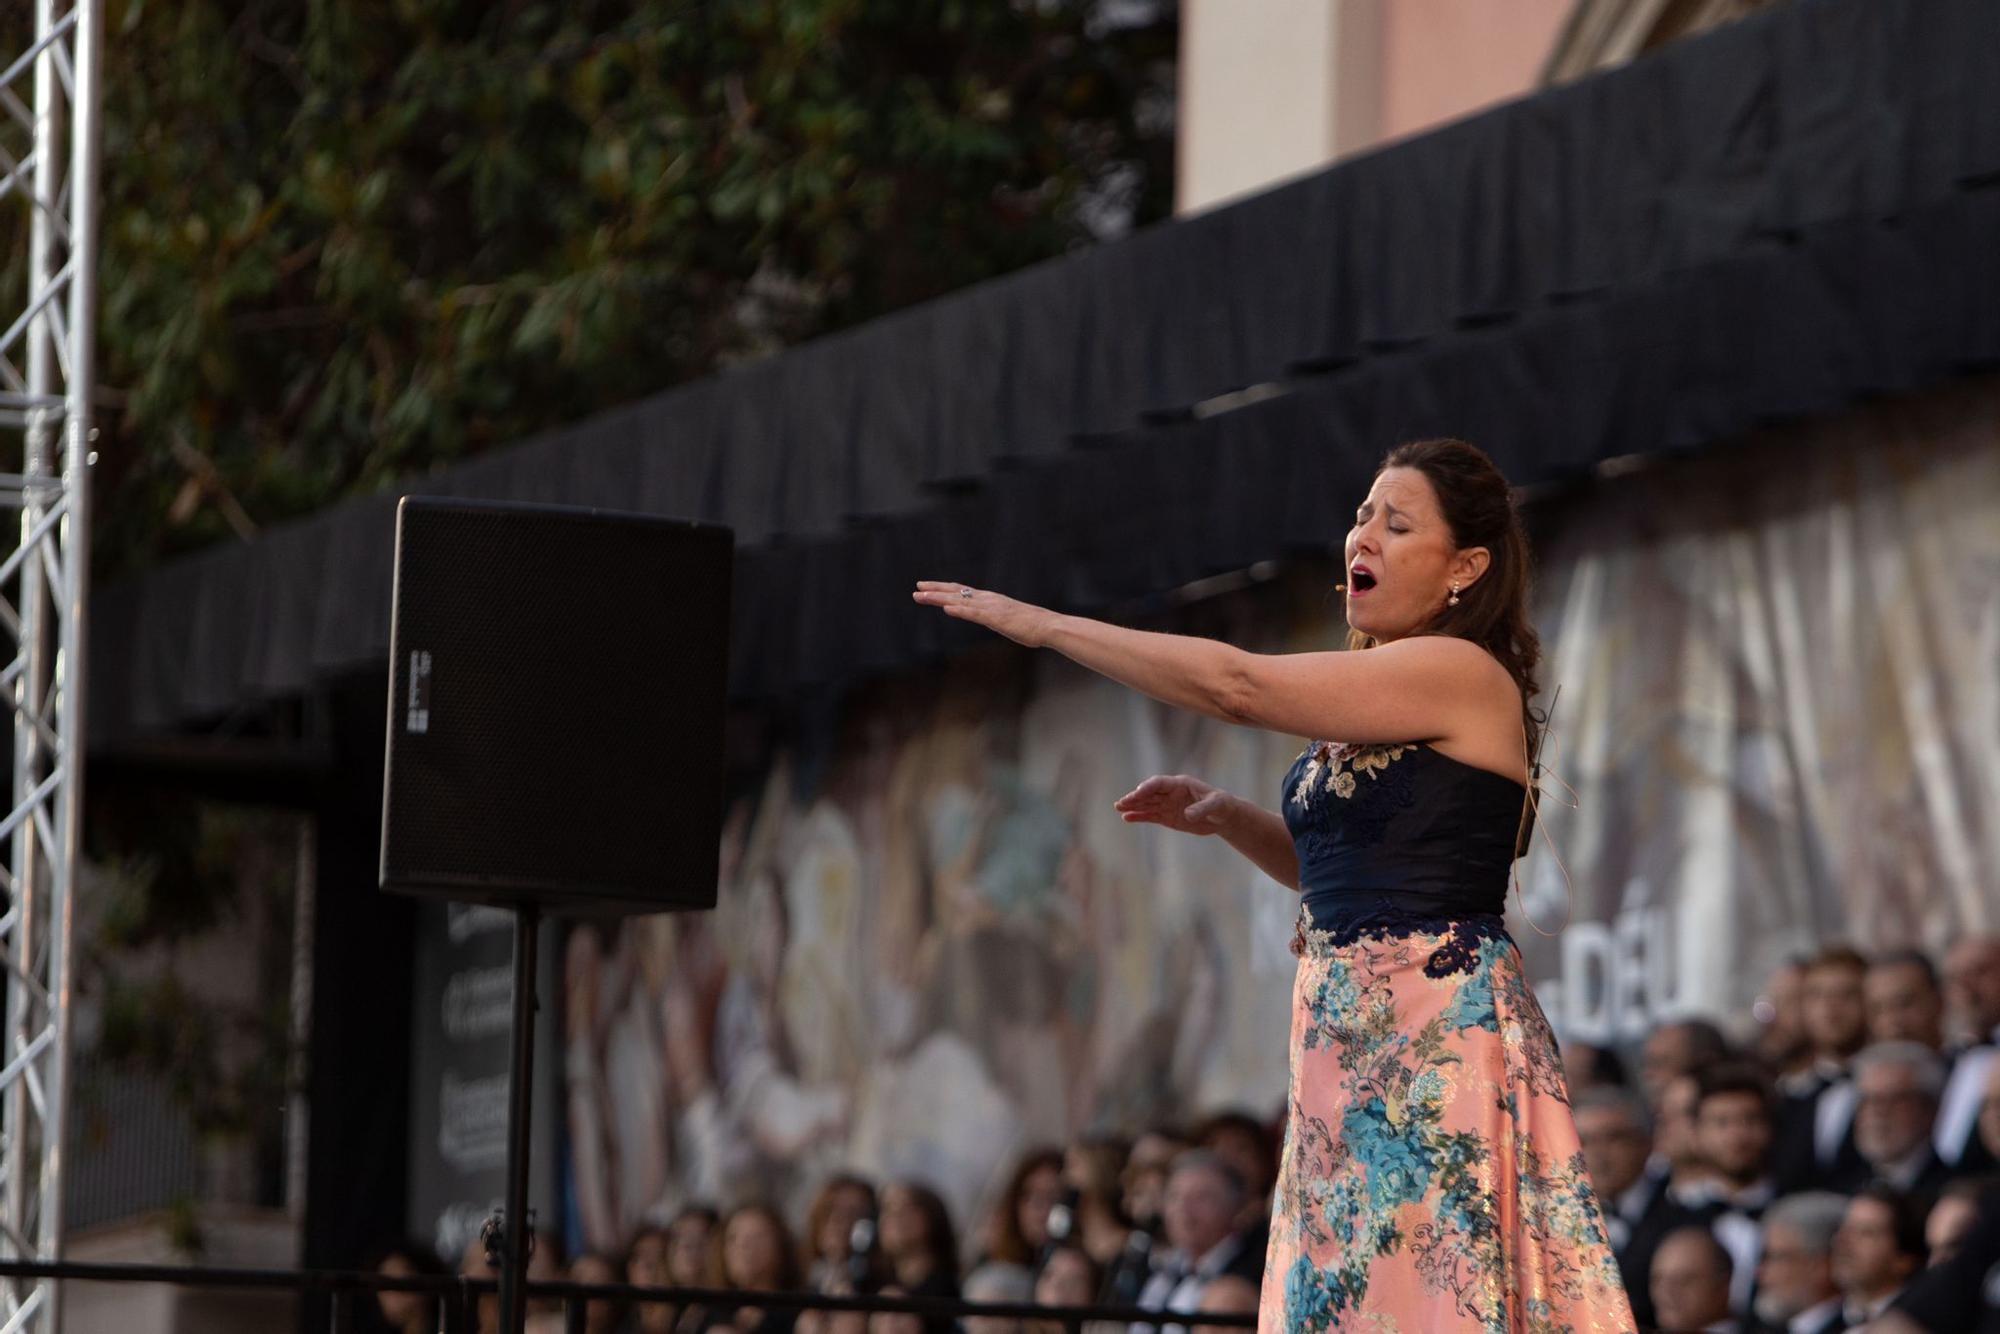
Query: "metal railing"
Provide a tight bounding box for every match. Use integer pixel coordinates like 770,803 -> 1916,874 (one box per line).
0,1259 -> 1260,1334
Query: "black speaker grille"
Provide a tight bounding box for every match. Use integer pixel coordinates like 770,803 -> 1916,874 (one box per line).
381,498 -> 732,912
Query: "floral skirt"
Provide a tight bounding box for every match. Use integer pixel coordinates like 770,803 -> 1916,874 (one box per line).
1257,910 -> 1636,1333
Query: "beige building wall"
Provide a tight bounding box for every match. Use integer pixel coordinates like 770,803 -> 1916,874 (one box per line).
1177,0 -> 1574,216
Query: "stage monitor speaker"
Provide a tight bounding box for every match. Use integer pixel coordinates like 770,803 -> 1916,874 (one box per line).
379,497 -> 733,914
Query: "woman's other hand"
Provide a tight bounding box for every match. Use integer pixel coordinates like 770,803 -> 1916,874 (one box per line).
1112,774 -> 1237,836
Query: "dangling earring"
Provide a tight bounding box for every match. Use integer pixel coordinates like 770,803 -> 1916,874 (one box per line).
1448,581 -> 1461,607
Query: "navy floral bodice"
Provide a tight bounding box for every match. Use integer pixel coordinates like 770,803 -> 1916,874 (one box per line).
1281,741 -> 1527,963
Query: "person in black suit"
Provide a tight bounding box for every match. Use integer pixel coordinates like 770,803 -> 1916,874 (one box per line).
1129,1152 -> 1263,1334
1831,1185 -> 1926,1326
1936,937 -> 2000,1172
1747,1192 -> 1847,1334
1573,1087 -> 1699,1329
1830,1042 -> 1955,1212
1774,947 -> 1870,1195
1683,1064 -> 1781,1314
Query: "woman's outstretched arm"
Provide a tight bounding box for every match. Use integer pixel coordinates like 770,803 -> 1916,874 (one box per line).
911,581 -> 1508,747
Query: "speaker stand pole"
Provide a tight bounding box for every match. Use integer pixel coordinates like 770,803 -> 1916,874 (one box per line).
498,902 -> 541,1334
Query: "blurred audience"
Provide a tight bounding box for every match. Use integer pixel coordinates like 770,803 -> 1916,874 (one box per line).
1684,1063 -> 1778,1311
1187,1275 -> 1258,1334
361,1240 -> 449,1334
1650,1225 -> 1735,1333
1190,1111 -> 1275,1263
1937,936 -> 2000,1173
569,1251 -> 630,1334
1755,958 -> 1812,1080
702,1204 -> 803,1334
1641,1020 -> 1731,1108
1561,1040 -> 1629,1094
1750,1192 -> 1845,1334
1060,1137 -> 1150,1304
962,1263 -> 1034,1334
1774,947 -> 1870,1194
1867,950 -> 1947,1051
803,1176 -> 879,1294
1656,1072 -> 1716,1200
1923,1177 -> 1988,1267
380,934 -> 2000,1332
878,1181 -> 961,1300
1131,1152 -> 1261,1334
1830,1185 -> 1924,1324
984,1149 -> 1065,1269
1121,1129 -> 1188,1238
1837,1041 -> 1953,1205
1573,1087 -> 1694,1329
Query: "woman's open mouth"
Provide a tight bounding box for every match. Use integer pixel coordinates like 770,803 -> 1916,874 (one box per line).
1348,564 -> 1378,596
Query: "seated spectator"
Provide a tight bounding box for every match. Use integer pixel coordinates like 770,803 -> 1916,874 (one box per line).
631,1206 -> 719,1334
1885,1181 -> 2000,1331
1774,947 -> 1870,1194
839,1179 -> 961,1334
1560,1040 -> 1629,1094
1131,1152 -> 1261,1334
803,1175 -> 879,1293
984,1148 -> 1065,1268
702,1204 -> 804,1334
1940,1008 -> 2000,1174
1122,1129 -> 1188,1237
962,1262 -> 1035,1334
1868,950 -> 1947,1050
1656,1073 -> 1716,1202
1833,1041 -> 1953,1207
1188,1274 -> 1258,1334
568,1251 -> 630,1334
1033,1243 -> 1101,1308
1936,938 -> 2000,1173
1685,1063 -> 1779,1311
1062,1137 -> 1150,1303
864,1286 -> 922,1334
1922,1178 -> 1991,1268
1751,1192 -> 1846,1334
361,1240 -> 449,1334
1755,957 -> 1813,1080
1649,1226 -> 1735,1333
1191,1110 -> 1274,1278
1640,1019 -> 1731,1108
878,1181 -> 960,1299
1830,1185 -> 1925,1325
1573,1087 -> 1696,1329
1029,1242 -> 1107,1334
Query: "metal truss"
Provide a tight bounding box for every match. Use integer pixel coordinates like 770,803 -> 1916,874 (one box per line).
0,0 -> 103,1329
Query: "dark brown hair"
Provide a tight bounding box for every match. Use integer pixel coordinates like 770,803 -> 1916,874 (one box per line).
1693,1062 -> 1775,1119
801,1174 -> 877,1268
985,1146 -> 1063,1267
1348,440 -> 1544,845
882,1180 -> 961,1288
709,1203 -> 803,1291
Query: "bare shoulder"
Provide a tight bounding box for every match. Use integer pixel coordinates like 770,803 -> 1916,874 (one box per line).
1368,634 -> 1516,694
1384,636 -> 1527,779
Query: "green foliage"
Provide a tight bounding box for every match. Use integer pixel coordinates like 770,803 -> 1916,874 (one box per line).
2,0 -> 1176,576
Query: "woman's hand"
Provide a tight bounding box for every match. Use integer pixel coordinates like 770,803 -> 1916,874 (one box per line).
910,582 -> 1057,648
1112,774 -> 1238,836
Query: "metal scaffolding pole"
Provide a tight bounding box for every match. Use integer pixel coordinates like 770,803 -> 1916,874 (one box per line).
0,0 -> 103,1329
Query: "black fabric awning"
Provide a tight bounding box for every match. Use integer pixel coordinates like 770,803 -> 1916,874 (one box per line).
90,0 -> 2000,747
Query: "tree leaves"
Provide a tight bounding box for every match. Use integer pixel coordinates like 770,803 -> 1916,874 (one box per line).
1,0 -> 1175,575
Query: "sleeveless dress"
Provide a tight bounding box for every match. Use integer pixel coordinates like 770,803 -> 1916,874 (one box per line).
1256,741 -> 1636,1333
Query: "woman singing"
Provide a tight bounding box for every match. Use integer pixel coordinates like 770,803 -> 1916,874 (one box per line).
913,438 -> 1634,1331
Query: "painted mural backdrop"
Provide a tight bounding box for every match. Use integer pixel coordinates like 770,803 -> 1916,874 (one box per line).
560,380 -> 2000,1257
